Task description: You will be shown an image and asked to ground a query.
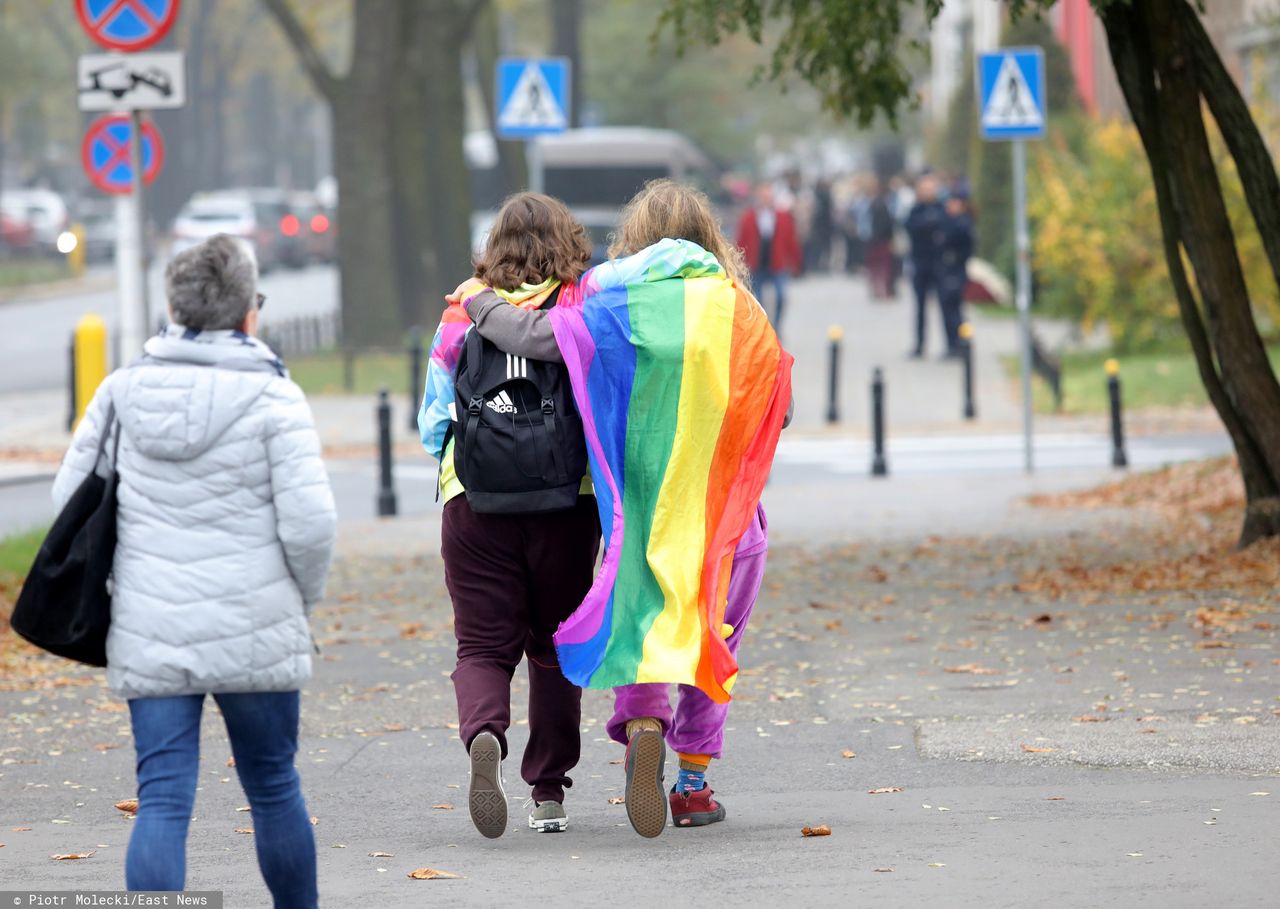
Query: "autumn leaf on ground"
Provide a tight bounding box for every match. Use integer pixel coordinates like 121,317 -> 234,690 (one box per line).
1072,715 -> 1107,723
93,743 -> 120,751
607,796 -> 625,805
842,750 -> 857,759
868,787 -> 902,794
431,804 -> 454,810
368,851 -> 394,858
235,827 -> 254,835
226,757 -> 235,768
383,723 -> 406,732
114,799 -> 138,814
1021,745 -> 1055,753
50,851 -> 95,860
1044,796 -> 1066,801
801,825 -> 832,837
407,868 -> 461,880
873,867 -> 893,873
1194,640 -> 1234,650
944,664 -> 1000,675
608,758 -> 624,765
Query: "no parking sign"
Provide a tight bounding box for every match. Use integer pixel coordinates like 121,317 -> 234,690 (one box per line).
81,114 -> 164,195
75,0 -> 180,52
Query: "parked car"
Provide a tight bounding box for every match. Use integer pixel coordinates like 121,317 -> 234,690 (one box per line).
172,190 -> 307,272
289,192 -> 336,264
0,209 -> 36,257
77,200 -> 117,264
1,189 -> 69,256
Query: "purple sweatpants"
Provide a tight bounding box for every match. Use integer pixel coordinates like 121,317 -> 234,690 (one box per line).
606,504 -> 769,759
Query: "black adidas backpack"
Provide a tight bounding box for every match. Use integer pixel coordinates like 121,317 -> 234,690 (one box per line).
450,294 -> 588,514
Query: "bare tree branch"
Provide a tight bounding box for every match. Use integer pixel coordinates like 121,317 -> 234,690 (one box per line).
260,0 -> 340,101
454,0 -> 491,44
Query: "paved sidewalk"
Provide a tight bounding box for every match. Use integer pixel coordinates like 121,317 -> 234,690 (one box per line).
2,481 -> 1276,906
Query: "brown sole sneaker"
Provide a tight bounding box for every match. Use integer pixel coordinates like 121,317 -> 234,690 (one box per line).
624,729 -> 667,838
468,732 -> 506,839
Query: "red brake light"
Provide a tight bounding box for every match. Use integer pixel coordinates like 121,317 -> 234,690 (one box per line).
310,213 -> 330,234
280,214 -> 300,237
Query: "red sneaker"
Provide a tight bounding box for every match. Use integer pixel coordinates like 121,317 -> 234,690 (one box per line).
670,786 -> 726,828
624,729 -> 667,838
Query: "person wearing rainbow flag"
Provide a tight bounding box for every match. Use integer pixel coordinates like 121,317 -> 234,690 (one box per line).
454,180 -> 793,838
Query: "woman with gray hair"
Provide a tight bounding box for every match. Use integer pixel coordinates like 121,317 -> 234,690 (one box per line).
52,234 -> 336,907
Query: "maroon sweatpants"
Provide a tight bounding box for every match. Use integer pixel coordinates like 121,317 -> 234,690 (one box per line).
441,494 -> 600,804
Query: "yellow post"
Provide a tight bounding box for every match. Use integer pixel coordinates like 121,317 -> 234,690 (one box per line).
66,223 -> 86,277
74,314 -> 108,429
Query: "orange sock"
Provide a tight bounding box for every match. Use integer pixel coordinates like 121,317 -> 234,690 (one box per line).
677,752 -> 712,773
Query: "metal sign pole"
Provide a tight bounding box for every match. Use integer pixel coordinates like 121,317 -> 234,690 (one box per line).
131,110 -> 151,335
115,112 -> 147,365
527,138 -> 543,194
1013,137 -> 1033,473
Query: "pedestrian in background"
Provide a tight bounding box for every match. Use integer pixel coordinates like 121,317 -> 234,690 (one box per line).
52,235 -> 337,907
736,181 -> 803,338
864,180 -> 896,300
904,172 -> 947,358
806,178 -> 835,272
938,181 -> 975,358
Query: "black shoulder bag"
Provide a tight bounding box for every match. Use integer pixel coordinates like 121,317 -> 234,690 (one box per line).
9,409 -> 121,667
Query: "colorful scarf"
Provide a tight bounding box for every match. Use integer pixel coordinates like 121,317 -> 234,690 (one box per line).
549,240 -> 792,703
419,278 -> 559,460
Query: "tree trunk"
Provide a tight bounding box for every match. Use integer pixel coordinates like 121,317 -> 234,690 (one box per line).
475,2 -> 526,197
330,5 -> 403,347
551,0 -> 583,128
1099,1 -> 1280,545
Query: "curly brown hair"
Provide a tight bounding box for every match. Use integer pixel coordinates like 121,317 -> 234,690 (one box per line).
608,179 -> 749,289
474,192 -> 592,291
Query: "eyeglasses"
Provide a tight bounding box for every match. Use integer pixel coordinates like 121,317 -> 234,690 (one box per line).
256,292 -> 267,310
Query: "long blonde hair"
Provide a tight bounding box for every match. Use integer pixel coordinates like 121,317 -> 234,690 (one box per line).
609,179 -> 750,289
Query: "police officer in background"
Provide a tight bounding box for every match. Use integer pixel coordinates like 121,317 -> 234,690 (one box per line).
903,172 -> 947,358
938,181 -> 975,359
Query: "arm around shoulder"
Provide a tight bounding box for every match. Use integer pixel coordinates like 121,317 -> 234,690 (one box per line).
465,290 -> 562,363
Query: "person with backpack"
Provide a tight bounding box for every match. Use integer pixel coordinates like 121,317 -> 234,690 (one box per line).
418,192 -> 599,838
451,180 -> 792,837
49,235 -> 336,906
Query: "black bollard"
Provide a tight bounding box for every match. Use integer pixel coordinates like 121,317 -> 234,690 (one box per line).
871,367 -> 888,477
376,388 -> 399,517
407,327 -> 424,431
960,322 -> 976,421
826,325 -> 843,424
1106,359 -> 1128,469
342,346 -> 355,392
66,337 -> 77,432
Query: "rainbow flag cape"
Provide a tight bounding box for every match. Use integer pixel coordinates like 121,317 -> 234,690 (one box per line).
549,240 -> 792,703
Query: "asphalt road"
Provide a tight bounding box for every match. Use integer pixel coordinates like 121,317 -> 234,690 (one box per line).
0,264 -> 338,394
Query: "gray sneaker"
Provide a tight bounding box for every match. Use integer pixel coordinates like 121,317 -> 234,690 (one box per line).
528,800 -> 568,833
468,732 -> 507,839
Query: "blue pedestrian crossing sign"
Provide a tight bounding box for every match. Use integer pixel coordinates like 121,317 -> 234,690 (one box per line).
495,57 -> 570,140
977,47 -> 1046,141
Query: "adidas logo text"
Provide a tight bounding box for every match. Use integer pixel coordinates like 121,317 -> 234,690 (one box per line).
486,390 -> 518,414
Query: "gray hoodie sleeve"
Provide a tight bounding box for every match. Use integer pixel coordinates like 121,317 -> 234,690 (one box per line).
464,290 -> 563,363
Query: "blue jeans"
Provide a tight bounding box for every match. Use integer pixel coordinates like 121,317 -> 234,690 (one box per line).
755,269 -> 789,335
126,691 -> 317,908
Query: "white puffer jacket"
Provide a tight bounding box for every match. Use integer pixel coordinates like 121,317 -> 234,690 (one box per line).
52,328 -> 337,700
